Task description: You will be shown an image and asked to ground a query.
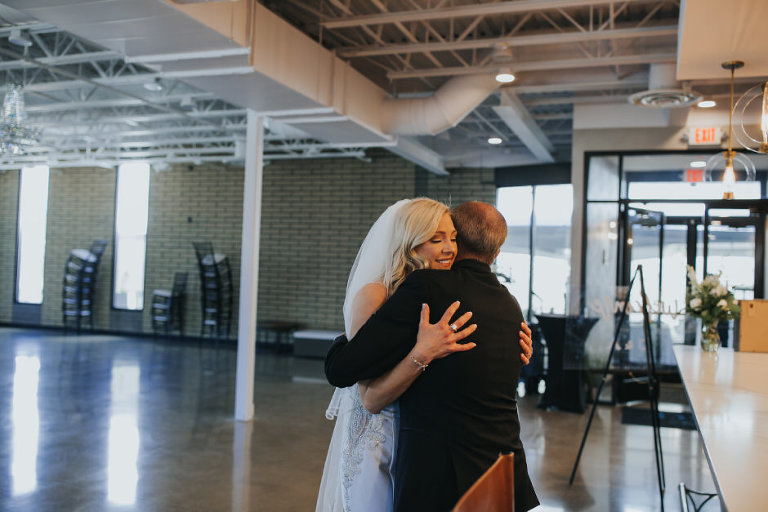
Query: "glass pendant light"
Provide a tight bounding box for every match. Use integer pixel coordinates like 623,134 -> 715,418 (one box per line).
704,61 -> 756,199
733,78 -> 768,154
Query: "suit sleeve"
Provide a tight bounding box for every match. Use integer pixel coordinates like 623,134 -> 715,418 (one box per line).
324,273 -> 427,387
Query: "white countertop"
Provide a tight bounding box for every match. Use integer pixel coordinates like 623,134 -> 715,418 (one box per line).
673,345 -> 768,511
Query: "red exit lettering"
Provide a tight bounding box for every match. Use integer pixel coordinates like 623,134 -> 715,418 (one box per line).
694,127 -> 716,144
686,169 -> 703,182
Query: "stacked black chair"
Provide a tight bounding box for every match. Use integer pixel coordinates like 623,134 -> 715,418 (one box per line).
62,240 -> 108,332
193,242 -> 233,340
151,272 -> 188,336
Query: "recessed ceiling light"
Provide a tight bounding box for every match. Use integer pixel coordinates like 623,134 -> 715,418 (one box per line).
689,160 -> 707,168
495,68 -> 516,83
8,28 -> 32,47
143,77 -> 164,92
697,100 -> 716,108
488,137 -> 503,145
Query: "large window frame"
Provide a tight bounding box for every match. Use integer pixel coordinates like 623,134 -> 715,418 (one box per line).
16,165 -> 50,305
495,164 -> 573,322
112,162 -> 150,311
580,150 -> 768,310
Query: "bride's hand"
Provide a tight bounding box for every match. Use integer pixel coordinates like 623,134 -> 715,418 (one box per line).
411,301 -> 477,365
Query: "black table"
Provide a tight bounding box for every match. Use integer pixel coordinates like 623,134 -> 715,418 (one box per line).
535,314 -> 599,413
256,321 -> 306,352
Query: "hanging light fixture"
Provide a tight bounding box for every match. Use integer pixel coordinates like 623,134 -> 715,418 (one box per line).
704,61 -> 756,200
491,44 -> 516,84
733,76 -> 768,154
0,84 -> 40,155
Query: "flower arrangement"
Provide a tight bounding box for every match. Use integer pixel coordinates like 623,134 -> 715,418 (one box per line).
685,265 -> 741,325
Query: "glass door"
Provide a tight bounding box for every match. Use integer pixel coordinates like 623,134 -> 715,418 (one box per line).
621,207 -> 668,364
704,209 -> 761,300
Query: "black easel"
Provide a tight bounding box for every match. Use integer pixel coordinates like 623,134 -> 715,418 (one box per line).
569,265 -> 665,510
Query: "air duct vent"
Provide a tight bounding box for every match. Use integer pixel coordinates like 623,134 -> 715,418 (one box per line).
629,89 -> 701,108
628,63 -> 701,109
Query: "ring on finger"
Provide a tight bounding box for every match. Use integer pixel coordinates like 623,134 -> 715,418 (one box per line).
450,323 -> 458,332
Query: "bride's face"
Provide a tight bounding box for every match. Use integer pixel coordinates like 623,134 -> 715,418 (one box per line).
415,213 -> 457,270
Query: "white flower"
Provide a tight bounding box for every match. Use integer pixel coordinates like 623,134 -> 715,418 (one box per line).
686,265 -> 698,286
717,299 -> 728,308
689,298 -> 702,309
715,285 -> 727,296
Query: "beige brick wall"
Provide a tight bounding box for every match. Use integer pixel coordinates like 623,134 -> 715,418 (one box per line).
144,163 -> 244,336
0,170 -> 19,322
42,167 -> 116,328
257,154 -> 416,331
0,153 -> 497,336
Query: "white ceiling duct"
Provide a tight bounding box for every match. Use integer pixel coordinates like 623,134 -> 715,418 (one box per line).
381,74 -> 500,135
628,63 -> 701,108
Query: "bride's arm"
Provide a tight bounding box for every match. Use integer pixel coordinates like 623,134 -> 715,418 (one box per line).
359,302 -> 476,414
359,308 -> 534,413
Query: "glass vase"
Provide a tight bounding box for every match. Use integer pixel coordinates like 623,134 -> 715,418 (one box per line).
700,321 -> 720,353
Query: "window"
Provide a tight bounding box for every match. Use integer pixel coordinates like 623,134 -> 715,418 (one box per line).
113,163 -> 150,310
16,166 -> 50,304
497,184 -> 573,319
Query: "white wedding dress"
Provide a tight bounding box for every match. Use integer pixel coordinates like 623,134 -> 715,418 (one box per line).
315,386 -> 398,512
316,200 -> 410,512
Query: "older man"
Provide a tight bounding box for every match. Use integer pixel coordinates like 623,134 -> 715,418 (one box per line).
325,201 -> 539,512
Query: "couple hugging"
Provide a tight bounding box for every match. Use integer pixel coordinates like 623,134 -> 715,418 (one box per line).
318,198 -> 540,512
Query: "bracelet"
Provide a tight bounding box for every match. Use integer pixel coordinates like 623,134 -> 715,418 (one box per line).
411,357 -> 428,372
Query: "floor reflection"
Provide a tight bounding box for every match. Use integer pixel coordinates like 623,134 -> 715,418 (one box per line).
231,421 -> 253,512
0,328 -> 716,511
11,352 -> 40,496
107,361 -> 140,506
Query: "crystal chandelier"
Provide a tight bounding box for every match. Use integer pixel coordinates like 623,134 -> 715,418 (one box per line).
0,84 -> 40,155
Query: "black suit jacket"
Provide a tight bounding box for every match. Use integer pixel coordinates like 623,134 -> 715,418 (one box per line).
325,259 -> 539,512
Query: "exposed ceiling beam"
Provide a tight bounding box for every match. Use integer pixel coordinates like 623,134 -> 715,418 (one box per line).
389,136 -> 448,175
0,155 -> 239,171
387,53 -> 676,79
29,109 -> 246,127
0,45 -> 228,130
42,125 -> 246,139
524,94 -> 630,106
322,0 -> 656,28
124,48 -> 250,64
41,136 -> 245,150
513,78 -> 648,93
493,90 -> 554,162
0,50 -> 122,71
26,93 -> 216,113
339,25 -> 677,58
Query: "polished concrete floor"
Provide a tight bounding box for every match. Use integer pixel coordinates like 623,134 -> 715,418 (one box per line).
0,327 -> 717,511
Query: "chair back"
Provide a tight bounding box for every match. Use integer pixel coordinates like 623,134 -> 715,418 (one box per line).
173,272 -> 188,295
192,241 -> 215,265
89,239 -> 108,260
452,453 -> 514,512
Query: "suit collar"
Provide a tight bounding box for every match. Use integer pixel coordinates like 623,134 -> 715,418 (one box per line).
452,259 -> 491,272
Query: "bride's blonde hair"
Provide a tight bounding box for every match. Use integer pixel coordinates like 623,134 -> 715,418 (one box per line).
382,198 -> 450,295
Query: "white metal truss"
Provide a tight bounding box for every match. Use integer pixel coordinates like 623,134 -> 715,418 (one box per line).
0,22 -> 371,168
0,1 -> 700,167
266,0 -> 684,161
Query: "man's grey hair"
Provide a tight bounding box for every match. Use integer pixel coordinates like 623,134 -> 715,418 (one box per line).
451,201 -> 507,264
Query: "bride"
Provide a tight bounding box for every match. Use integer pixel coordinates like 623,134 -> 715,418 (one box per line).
316,198 -> 532,512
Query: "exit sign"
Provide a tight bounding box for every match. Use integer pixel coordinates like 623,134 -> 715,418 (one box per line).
686,169 -> 703,182
688,126 -> 722,146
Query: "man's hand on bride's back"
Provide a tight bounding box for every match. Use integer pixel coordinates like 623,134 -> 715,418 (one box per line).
411,301 -> 476,365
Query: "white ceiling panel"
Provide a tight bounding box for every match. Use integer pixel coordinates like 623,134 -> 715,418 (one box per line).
678,0 -> 768,80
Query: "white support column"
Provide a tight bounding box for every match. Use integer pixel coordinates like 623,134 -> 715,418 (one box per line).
234,110 -> 264,421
